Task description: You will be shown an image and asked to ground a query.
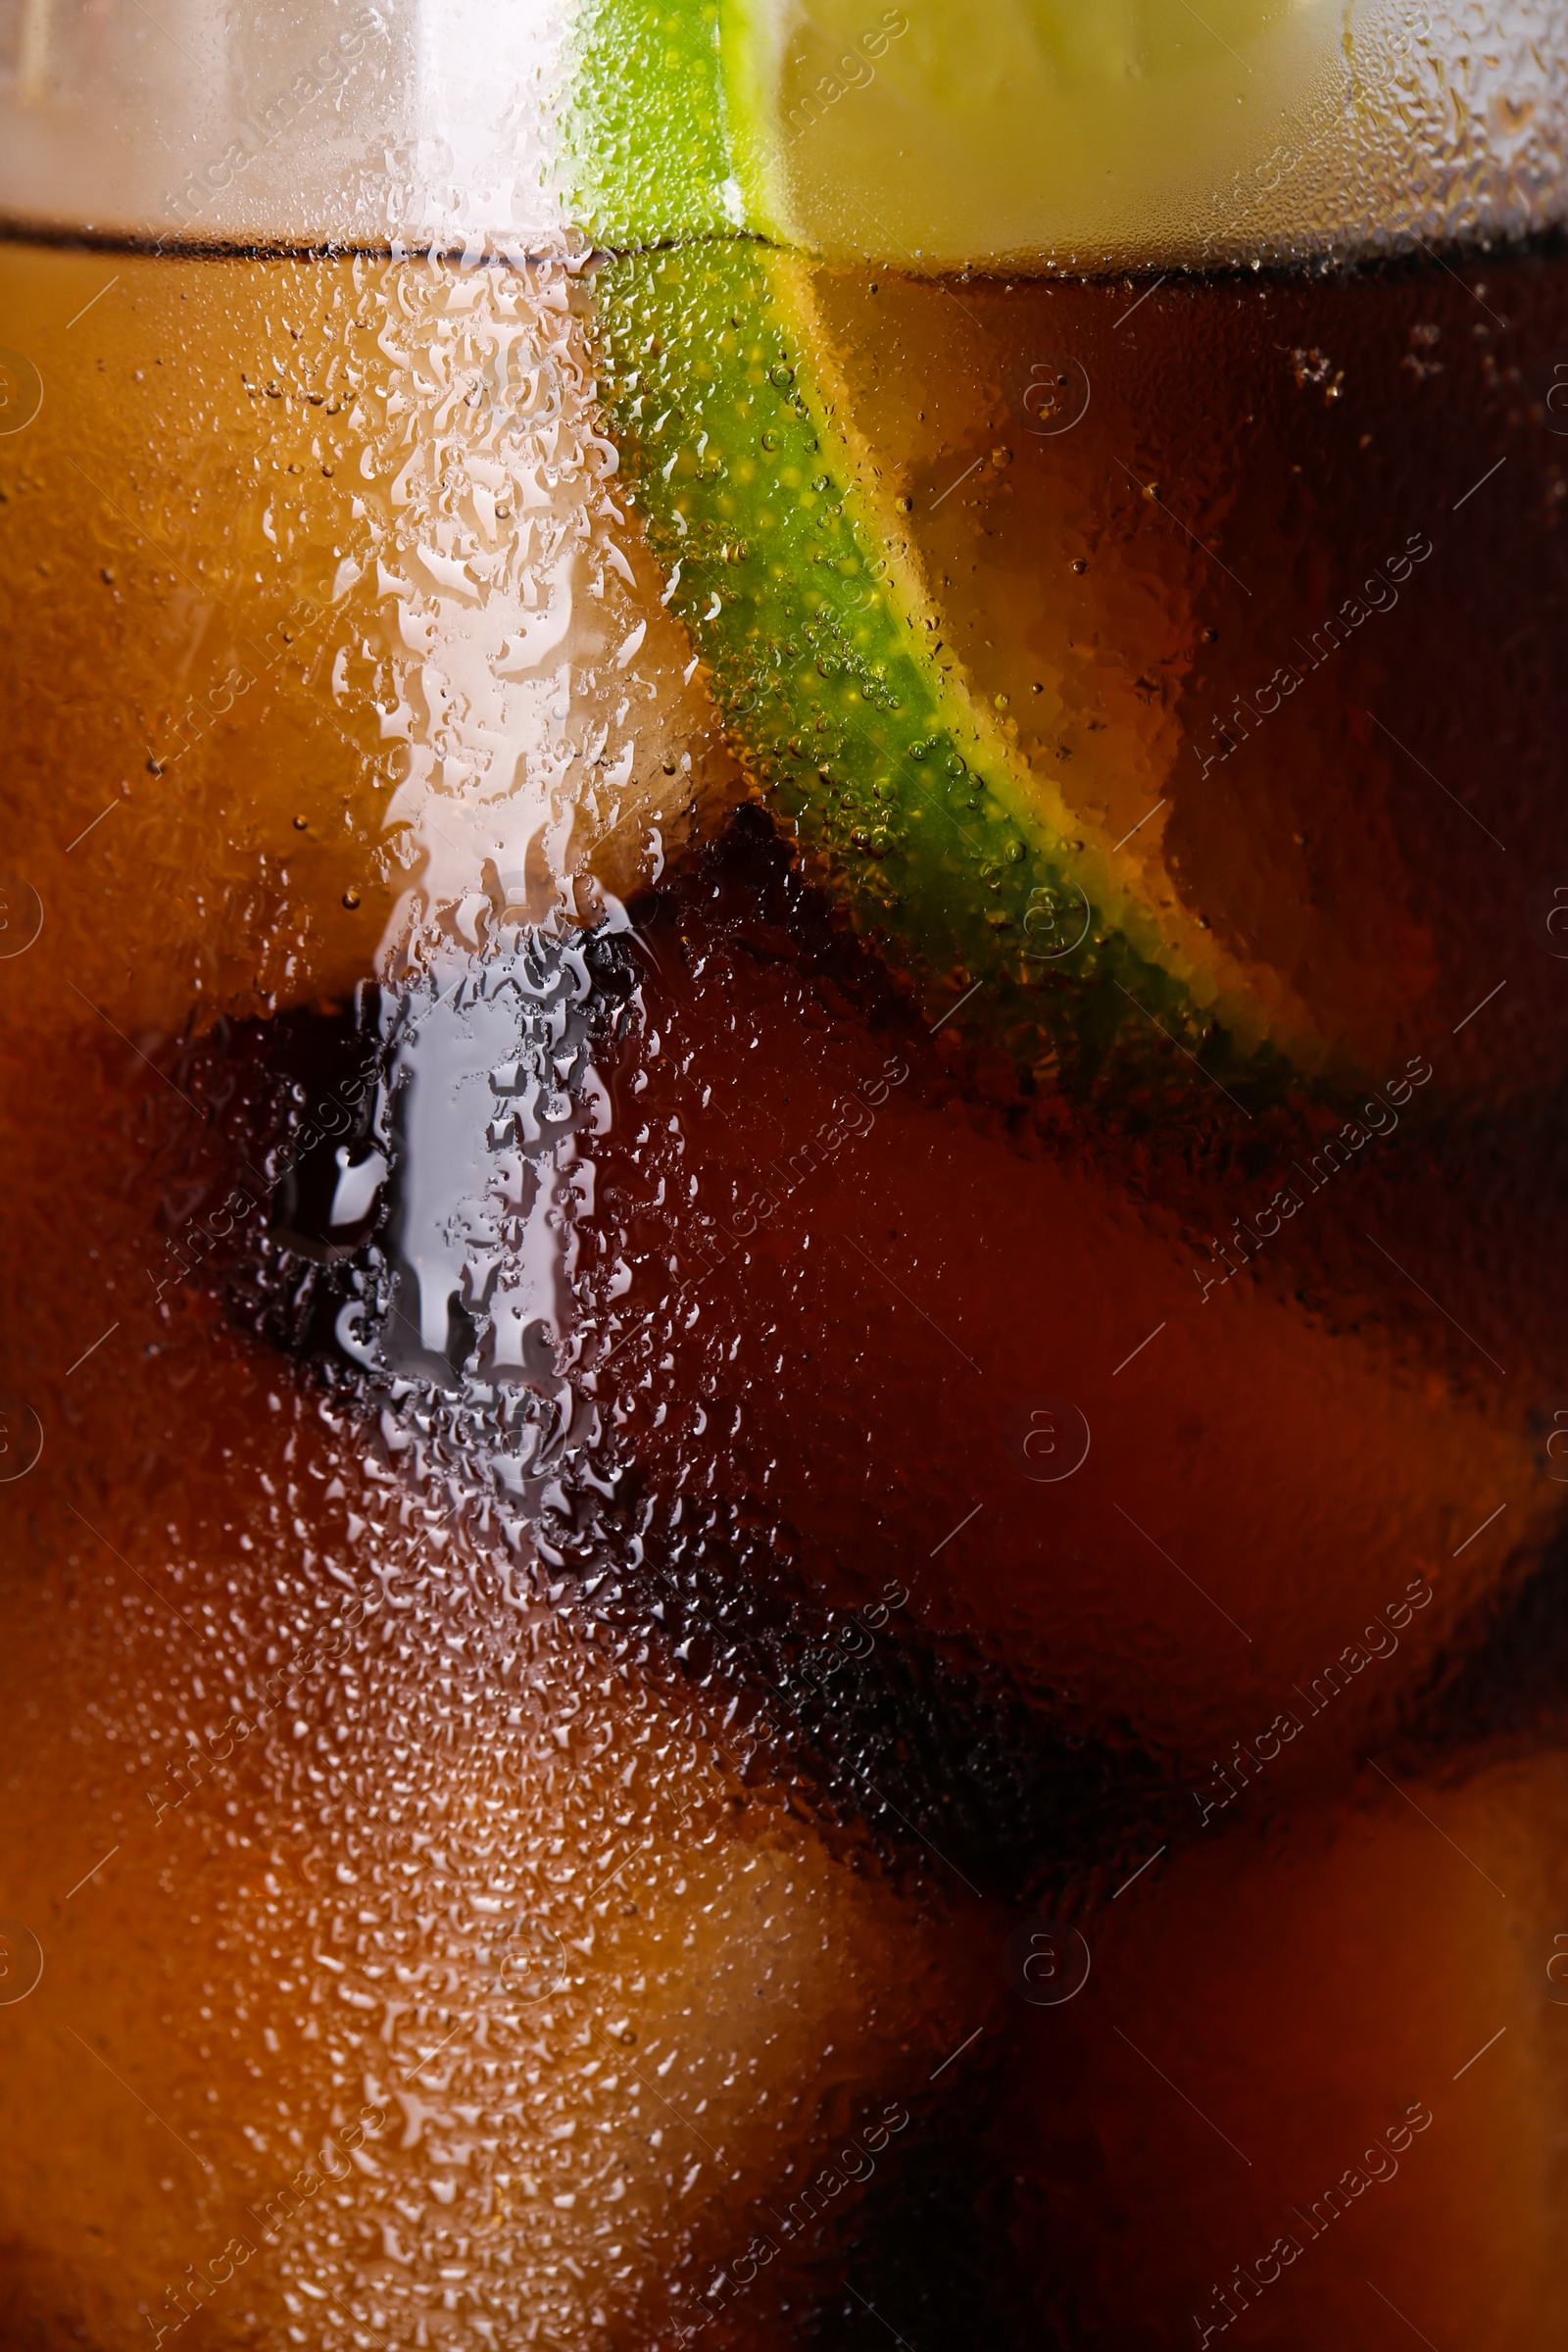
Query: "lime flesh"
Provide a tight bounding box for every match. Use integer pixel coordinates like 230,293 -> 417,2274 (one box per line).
739,0 -> 1345,271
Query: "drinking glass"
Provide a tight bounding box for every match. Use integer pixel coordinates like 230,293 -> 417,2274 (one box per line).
2,6 -> 1566,2347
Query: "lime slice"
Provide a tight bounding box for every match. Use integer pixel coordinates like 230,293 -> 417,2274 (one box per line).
592,239 -> 1302,1097
558,1 -> 1545,271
